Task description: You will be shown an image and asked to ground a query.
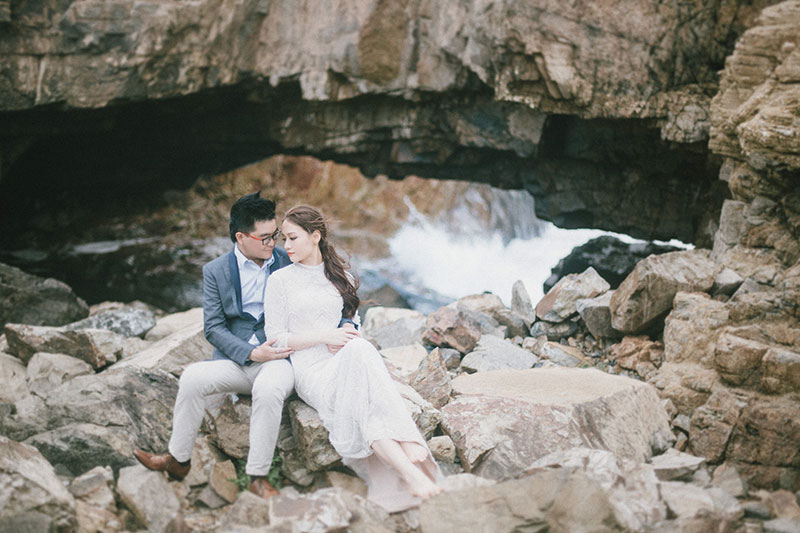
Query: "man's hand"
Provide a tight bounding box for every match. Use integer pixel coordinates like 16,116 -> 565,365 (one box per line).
326,323 -> 361,354
249,338 -> 293,362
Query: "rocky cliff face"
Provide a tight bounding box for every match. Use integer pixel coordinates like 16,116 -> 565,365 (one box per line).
0,0 -> 780,244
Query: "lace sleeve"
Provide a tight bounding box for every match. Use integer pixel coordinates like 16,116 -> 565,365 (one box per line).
264,272 -> 290,348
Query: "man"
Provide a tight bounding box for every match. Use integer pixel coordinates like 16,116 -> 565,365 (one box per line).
134,191 -> 351,498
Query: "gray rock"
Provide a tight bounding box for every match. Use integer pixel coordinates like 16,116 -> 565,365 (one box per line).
536,267 -> 610,322
110,319 -> 210,377
210,394 -> 253,460
660,482 -> 743,521
577,291 -> 618,338
650,448 -> 706,481
223,491 -> 270,528
539,341 -> 585,367
420,468 -> 623,532
0,351 -> 28,403
0,436 -> 77,532
145,307 -> 203,341
422,306 -> 486,353
362,307 -> 426,350
26,352 -> 93,398
379,343 -> 427,383
0,262 -> 88,329
444,368 -> 671,480
267,487 -> 353,530
65,306 -> 157,338
712,268 -> 744,296
511,280 -> 536,328
764,518 -> 800,533
4,323 -> 146,369
439,348 -> 462,370
408,347 -> 452,409
428,435 -> 456,463
117,465 -> 181,533
610,250 -> 718,334
288,400 -> 341,472
711,463 -> 747,498
277,414 -> 315,487
69,466 -> 119,533
183,435 -> 228,488
394,380 -> 442,440
460,334 -> 538,373
529,319 -> 578,341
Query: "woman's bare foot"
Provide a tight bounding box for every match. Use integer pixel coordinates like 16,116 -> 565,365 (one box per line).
400,441 -> 428,463
403,464 -> 443,500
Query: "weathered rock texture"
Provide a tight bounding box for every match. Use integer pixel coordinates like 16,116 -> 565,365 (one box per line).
1,0 -> 772,244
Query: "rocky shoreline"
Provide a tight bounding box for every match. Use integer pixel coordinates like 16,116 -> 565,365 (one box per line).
2,243 -> 799,532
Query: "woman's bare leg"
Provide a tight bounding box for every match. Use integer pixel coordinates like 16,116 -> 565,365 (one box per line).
399,441 -> 439,482
371,439 -> 442,499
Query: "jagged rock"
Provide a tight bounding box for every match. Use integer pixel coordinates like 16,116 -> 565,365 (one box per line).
379,343 -> 427,383
538,341 -> 585,368
0,393 -> 48,442
659,482 -> 743,522
25,422 -> 139,476
277,413 -> 315,487
0,262 -> 89,328
712,463 -> 747,499
288,400 -> 341,472
459,334 -> 538,373
439,348 -> 461,370
577,290 -> 618,338
456,293 -> 528,337
408,347 -> 451,409
267,487 -> 353,532
110,320 -> 211,377
610,336 -> 664,379
1,367 -> 177,467
650,449 -> 706,481
145,307 -> 203,341
485,306 -> 529,338
395,380 -> 441,440
0,351 -> 28,403
712,268 -> 745,296
536,267 -> 610,322
183,435 -> 227,488
763,490 -> 800,519
26,352 -> 93,397
529,319 -> 578,341
419,468 -> 624,532
663,292 -> 730,367
4,323 -> 147,368
65,306 -> 157,338
195,485 -> 229,510
761,346 -> 800,394
209,460 -> 239,504
362,307 -> 426,350
443,368 -> 671,480
69,466 -> 120,533
511,280 -> 536,328
421,306 -> 484,353
714,330 -> 770,386
525,447 -> 666,531
0,436 -> 77,532
610,250 -> 719,334
543,236 -> 681,292
428,435 -> 456,464
646,362 -> 721,415
223,491 -> 271,529
117,465 -> 181,533
689,388 -> 748,464
765,518 -> 800,533
211,394 -> 253,460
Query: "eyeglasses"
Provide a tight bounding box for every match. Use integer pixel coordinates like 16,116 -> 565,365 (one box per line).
240,229 -> 282,246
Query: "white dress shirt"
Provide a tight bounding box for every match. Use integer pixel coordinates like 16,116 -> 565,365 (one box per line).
234,245 -> 274,345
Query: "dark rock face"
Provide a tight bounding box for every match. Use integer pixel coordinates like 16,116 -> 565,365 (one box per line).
543,236 -> 681,293
0,262 -> 89,328
0,0 -> 767,245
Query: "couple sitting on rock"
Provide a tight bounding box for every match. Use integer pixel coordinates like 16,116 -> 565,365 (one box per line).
134,192 -> 442,512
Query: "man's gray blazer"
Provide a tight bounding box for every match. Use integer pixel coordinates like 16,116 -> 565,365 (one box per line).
202,247 -> 292,366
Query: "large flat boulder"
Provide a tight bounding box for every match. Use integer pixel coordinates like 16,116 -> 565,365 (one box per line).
610,250 -> 718,334
442,368 -> 671,480
0,262 -> 88,329
65,306 -> 157,338
110,321 -> 211,377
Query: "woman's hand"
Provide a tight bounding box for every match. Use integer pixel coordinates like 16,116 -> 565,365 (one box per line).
326,324 -> 360,354
250,339 -> 294,362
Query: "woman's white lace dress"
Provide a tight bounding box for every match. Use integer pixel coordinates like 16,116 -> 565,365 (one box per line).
264,262 -> 438,512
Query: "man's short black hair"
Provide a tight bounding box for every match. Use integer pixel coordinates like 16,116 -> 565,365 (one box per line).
229,191 -> 277,242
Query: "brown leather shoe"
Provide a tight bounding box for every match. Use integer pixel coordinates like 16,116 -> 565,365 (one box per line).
249,477 -> 279,500
133,449 -> 190,481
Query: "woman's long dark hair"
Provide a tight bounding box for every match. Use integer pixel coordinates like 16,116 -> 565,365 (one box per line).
284,205 -> 360,318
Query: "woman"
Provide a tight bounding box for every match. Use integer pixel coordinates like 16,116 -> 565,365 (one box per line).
264,205 -> 442,512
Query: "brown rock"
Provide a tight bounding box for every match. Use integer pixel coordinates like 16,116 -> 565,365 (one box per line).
611,251 -> 718,334
535,267 -> 610,323
689,388 -> 748,463
646,362 -> 721,415
408,347 -> 452,409
209,460 -> 239,504
760,346 -> 800,394
422,306 -> 482,353
610,336 -> 664,379
663,292 -> 730,367
714,331 -> 770,386
0,262 -> 88,329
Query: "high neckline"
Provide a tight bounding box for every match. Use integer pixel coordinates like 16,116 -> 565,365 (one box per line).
294,261 -> 325,272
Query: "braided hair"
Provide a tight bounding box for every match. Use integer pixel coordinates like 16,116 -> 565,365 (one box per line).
283,205 -> 360,318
